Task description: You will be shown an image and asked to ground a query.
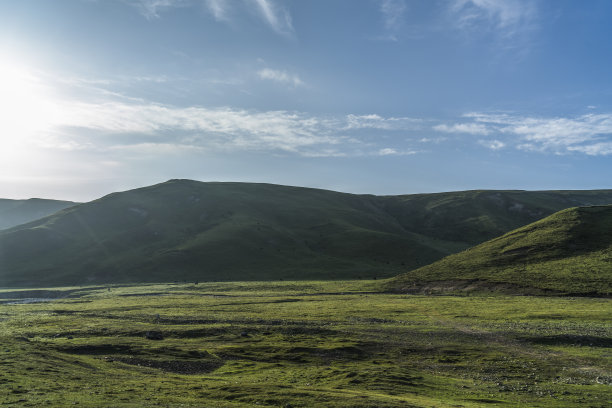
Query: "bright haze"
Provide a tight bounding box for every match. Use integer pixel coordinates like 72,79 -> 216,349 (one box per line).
1,0 -> 611,201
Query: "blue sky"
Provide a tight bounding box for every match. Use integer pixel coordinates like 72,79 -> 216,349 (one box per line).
1,0 -> 612,200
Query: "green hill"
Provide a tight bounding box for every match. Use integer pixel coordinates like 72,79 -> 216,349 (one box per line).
0,180 -> 438,286
1,180 -> 612,287
386,205 -> 612,296
0,198 -> 76,230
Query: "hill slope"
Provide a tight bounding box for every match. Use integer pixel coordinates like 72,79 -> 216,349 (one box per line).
0,198 -> 76,230
0,180 -> 440,286
386,205 -> 612,296
382,189 -> 612,246
1,180 -> 612,287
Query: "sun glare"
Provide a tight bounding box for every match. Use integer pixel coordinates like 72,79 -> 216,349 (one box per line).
0,58 -> 60,167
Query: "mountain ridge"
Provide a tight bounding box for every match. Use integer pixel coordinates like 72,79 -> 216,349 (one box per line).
1,179 -> 612,287
0,198 -> 77,230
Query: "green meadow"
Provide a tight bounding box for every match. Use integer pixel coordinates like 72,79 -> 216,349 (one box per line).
1,281 -> 609,407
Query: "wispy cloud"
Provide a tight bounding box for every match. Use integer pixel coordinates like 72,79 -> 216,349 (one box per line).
449,0 -> 538,56
438,112 -> 612,155
250,0 -> 293,36
567,142 -> 612,156
257,68 -> 304,87
478,139 -> 505,150
345,114 -> 422,130
30,91 -> 426,158
433,122 -> 490,135
204,0 -> 228,21
379,0 -> 407,41
377,147 -> 416,156
451,0 -> 537,36
124,0 -> 188,19
122,0 -> 294,36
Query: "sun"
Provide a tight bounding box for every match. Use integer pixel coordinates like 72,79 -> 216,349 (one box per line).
0,58 -> 60,167
0,60 -> 55,136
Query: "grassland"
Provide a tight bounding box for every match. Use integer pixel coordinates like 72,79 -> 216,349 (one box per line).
1,281 -> 610,407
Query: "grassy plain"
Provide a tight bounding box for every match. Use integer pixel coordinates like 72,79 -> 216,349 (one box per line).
0,281 -> 610,407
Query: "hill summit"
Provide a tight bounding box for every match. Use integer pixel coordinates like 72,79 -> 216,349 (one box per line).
386,205 -> 612,296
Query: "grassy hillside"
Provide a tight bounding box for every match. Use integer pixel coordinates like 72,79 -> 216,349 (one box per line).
383,189 -> 612,246
1,180 -> 612,287
387,205 -> 612,296
0,198 -> 76,230
0,180 -> 441,286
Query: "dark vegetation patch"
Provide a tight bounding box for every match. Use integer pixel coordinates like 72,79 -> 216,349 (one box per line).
0,288 -> 87,300
287,345 -> 368,360
104,356 -> 224,374
59,344 -> 134,355
469,398 -> 506,403
523,335 -> 612,347
215,345 -> 368,364
117,292 -> 167,297
387,279 -> 563,296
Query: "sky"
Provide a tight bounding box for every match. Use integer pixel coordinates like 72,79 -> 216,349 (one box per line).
1,0 -> 612,201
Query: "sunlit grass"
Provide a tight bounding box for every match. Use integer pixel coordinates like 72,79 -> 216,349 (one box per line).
0,281 -> 610,407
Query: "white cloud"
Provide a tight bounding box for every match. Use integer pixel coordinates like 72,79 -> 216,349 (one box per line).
419,137 -> 448,144
433,122 -> 490,135
251,0 -> 293,36
109,142 -> 205,155
461,112 -> 612,155
204,0 -> 228,21
124,0 -> 188,19
377,147 -> 416,156
257,68 -> 304,87
478,139 -> 505,150
450,0 -> 537,53
379,0 -> 406,41
59,102 -> 335,150
29,94 -> 428,158
122,0 -> 293,36
378,147 -> 398,156
568,142 -> 612,156
451,0 -> 536,35
345,114 -> 422,130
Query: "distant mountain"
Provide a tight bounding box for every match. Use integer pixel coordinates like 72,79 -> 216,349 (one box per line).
1,180 -> 612,287
386,205 -> 612,296
0,198 -> 76,230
